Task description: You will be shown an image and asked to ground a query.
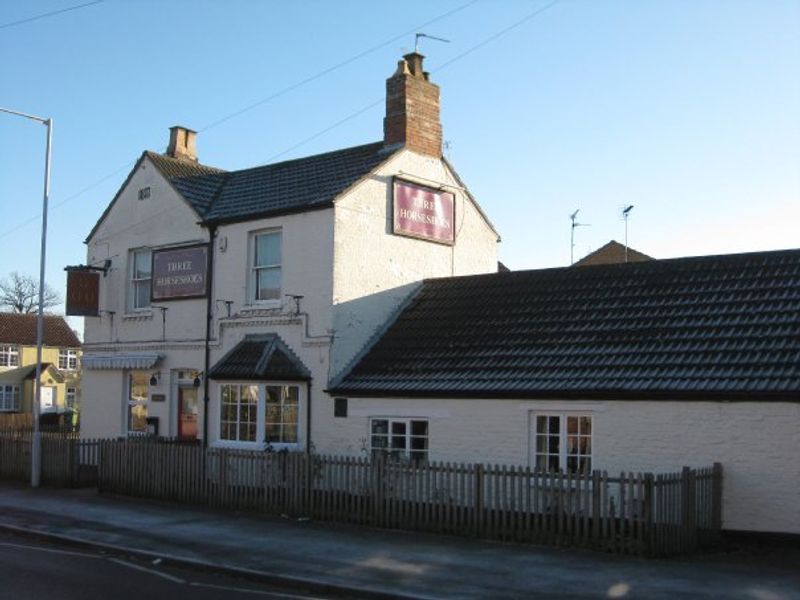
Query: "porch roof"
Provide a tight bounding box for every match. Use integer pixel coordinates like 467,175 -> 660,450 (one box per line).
82,353 -> 162,370
208,334 -> 311,381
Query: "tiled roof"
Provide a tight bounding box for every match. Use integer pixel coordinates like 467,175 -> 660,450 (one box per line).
208,334 -> 311,381
148,142 -> 398,224
574,240 -> 652,266
0,314 -> 80,347
331,248 -> 800,400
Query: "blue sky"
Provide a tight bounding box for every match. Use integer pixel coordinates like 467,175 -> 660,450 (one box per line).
1,0 -> 798,317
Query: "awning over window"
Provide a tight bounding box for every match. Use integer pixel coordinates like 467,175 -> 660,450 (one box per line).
83,353 -> 162,370
208,334 -> 310,381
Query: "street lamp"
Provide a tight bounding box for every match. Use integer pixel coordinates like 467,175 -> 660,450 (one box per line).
0,107 -> 53,488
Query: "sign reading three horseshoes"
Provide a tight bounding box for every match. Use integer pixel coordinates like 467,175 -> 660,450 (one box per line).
151,244 -> 209,300
393,178 -> 455,245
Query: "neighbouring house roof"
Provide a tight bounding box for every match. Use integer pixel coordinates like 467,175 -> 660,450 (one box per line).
208,334 -> 311,381
0,314 -> 80,348
0,363 -> 61,384
330,248 -> 800,400
574,240 -> 652,267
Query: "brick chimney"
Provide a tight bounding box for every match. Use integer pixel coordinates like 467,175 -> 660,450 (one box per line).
166,125 -> 197,162
383,52 -> 442,157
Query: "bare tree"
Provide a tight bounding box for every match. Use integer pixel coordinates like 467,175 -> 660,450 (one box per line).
0,272 -> 61,313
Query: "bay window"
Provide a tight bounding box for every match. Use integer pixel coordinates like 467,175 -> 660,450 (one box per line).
218,382 -> 300,447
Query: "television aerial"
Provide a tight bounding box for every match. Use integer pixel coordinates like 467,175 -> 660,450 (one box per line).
621,205 -> 634,262
569,209 -> 590,265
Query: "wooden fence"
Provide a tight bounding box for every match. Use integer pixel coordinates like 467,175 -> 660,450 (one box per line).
96,440 -> 722,557
0,413 -> 33,431
0,431 -> 99,487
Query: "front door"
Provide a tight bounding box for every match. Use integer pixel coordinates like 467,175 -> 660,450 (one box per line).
177,387 -> 198,441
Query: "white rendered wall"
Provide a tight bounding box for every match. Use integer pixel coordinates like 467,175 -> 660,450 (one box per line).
317,397 -> 800,534
331,149 -> 499,377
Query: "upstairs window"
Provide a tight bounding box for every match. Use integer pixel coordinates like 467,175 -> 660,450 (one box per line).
251,231 -> 281,302
58,348 -> 79,371
129,248 -> 152,310
0,345 -> 19,367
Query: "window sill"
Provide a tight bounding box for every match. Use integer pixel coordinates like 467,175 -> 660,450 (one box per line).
211,440 -> 301,452
122,311 -> 153,321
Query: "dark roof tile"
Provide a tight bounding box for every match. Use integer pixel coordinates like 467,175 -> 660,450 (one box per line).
331,248 -> 800,400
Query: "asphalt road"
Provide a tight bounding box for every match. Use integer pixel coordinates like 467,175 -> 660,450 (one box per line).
0,530 -> 350,600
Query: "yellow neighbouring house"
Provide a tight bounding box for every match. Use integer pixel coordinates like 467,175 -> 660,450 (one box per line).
0,313 -> 81,424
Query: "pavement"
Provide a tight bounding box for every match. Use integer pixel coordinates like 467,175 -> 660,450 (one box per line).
0,481 -> 798,599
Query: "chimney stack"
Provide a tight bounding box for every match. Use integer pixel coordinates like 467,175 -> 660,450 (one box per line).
383,52 -> 442,158
166,125 -> 197,162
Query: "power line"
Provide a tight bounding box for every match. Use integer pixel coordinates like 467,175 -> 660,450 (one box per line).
198,0 -> 478,132
0,0 -> 104,30
0,2 -> 478,241
267,0 -> 561,163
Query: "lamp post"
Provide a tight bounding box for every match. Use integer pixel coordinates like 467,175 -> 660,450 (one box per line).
0,107 -> 52,488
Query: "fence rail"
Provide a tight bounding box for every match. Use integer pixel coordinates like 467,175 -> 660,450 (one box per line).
93,440 -> 722,557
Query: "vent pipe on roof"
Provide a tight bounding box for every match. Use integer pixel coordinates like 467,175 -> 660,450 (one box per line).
166,125 -> 197,162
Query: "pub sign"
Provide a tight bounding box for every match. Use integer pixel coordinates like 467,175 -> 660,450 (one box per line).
66,270 -> 100,316
393,178 -> 455,245
151,244 -> 208,301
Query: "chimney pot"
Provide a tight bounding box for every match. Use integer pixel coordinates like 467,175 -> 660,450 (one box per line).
166,126 -> 197,162
383,53 -> 442,157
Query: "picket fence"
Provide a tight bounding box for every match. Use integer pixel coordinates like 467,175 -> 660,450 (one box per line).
94,440 -> 722,557
0,431 -> 99,487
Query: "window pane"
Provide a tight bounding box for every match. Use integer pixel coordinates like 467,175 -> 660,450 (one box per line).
371,420 -> 388,435
536,455 -> 548,471
536,435 -> 548,453
255,233 -> 281,267
266,403 -> 280,423
548,416 -> 560,435
135,281 -> 151,308
567,416 -> 578,434
129,403 -> 147,433
266,386 -> 280,405
129,372 -> 149,402
134,250 -> 151,278
283,386 -> 298,405
410,436 -> 427,451
281,424 -> 297,443
548,455 -> 559,471
242,385 -> 259,404
256,268 -> 280,300
371,434 -> 388,449
580,416 -> 592,435
265,423 -> 281,442
411,420 -> 428,436
548,435 -> 559,454
391,421 -> 406,435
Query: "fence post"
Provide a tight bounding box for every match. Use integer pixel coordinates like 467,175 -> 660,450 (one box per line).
643,473 -> 654,556
474,464 -> 484,538
591,471 -> 601,546
711,462 -> 722,542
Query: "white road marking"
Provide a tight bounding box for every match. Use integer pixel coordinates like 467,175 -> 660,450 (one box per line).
189,581 -> 325,599
0,541 -> 100,559
108,557 -> 186,584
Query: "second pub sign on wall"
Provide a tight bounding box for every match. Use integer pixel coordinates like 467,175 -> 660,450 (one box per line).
393,178 -> 455,245
151,245 -> 208,301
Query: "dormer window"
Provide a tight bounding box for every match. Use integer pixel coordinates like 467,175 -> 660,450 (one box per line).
251,230 -> 281,302
129,248 -> 152,310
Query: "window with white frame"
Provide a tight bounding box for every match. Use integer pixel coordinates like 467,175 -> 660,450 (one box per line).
219,383 -> 301,447
0,385 -> 20,412
251,231 -> 281,302
129,248 -> 152,310
0,345 -> 19,368
127,371 -> 149,434
66,387 -> 77,409
370,418 -> 429,463
266,385 -> 298,443
58,348 -> 79,371
534,414 -> 592,474
220,384 -> 259,443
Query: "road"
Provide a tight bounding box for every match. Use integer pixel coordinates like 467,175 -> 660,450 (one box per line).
0,530 -> 352,600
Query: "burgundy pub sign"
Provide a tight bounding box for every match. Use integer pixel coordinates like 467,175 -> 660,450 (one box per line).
66,270 -> 100,316
151,244 -> 208,301
393,178 -> 455,245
